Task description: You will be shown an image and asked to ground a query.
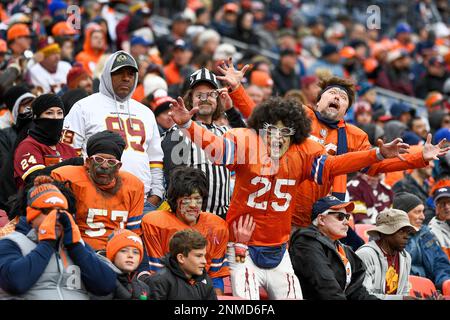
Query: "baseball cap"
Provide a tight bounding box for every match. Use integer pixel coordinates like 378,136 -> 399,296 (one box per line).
224,3 -> 239,13
428,56 -> 445,66
250,70 -> 273,87
130,36 -> 153,47
111,51 -> 139,73
395,22 -> 412,35
340,46 -> 356,59
354,101 -> 372,115
357,82 -> 374,96
390,102 -> 413,118
367,208 -> 417,237
51,21 -> 78,36
433,186 -> 450,203
7,23 -> 30,41
321,43 -> 339,58
387,49 -> 408,63
300,75 -> 318,88
188,68 -> 219,89
311,196 -> 355,221
433,127 -> 450,144
173,39 -> 191,51
150,95 -> 175,117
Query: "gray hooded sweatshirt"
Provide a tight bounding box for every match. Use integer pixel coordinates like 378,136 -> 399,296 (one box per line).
63,51 -> 164,198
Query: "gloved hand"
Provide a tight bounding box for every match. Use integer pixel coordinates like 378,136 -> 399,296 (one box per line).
58,210 -> 82,247
38,210 -> 58,243
232,214 -> 256,263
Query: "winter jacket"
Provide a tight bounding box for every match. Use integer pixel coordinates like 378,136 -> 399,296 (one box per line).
406,225 -> 450,290
289,225 -> 378,300
0,217 -> 116,299
356,241 -> 411,300
428,217 -> 450,260
143,255 -> 217,300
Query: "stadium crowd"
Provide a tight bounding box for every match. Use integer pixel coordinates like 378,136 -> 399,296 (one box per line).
0,0 -> 449,300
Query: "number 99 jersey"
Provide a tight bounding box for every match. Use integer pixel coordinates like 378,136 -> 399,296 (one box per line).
62,93 -> 164,195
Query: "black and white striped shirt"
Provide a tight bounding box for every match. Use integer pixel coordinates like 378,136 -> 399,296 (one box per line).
161,122 -> 231,218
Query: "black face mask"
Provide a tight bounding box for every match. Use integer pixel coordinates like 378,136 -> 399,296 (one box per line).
15,111 -> 33,130
28,118 -> 64,146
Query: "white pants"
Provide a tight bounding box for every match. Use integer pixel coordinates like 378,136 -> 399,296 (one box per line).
227,242 -> 303,300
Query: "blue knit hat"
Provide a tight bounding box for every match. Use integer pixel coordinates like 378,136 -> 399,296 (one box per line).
48,0 -> 68,17
433,128 -> 450,144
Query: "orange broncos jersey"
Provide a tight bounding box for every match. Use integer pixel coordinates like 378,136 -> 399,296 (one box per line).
185,122 -> 382,247
291,107 -> 428,227
51,166 -> 145,250
141,210 -> 229,279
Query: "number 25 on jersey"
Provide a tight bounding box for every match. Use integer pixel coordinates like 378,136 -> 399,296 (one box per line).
247,177 -> 296,212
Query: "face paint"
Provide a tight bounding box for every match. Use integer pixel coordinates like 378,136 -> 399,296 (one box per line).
262,121 -> 294,159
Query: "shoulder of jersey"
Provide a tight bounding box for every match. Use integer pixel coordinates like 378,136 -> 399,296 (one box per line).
201,212 -> 228,227
119,170 -> 145,188
142,210 -> 175,224
52,165 -> 86,181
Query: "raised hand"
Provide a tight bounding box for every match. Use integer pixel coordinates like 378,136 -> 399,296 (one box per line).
218,88 -> 233,110
377,137 -> 410,161
232,214 -> 256,263
168,97 -> 198,126
216,57 -> 250,91
422,133 -> 450,161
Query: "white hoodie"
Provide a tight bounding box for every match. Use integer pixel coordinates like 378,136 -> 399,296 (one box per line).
63,51 -> 164,197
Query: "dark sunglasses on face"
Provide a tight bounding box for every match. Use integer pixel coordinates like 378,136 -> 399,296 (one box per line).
327,211 -> 351,221
90,155 -> 121,167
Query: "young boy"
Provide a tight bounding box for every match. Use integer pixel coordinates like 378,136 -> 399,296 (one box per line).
145,229 -> 217,300
106,229 -> 150,300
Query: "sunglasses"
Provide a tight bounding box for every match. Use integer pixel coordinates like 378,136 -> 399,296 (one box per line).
90,155 -> 121,167
327,211 -> 351,221
263,123 -> 296,137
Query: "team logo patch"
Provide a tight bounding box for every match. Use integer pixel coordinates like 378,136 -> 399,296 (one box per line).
127,235 -> 143,245
45,196 -> 65,205
320,129 -> 328,138
116,54 -> 128,63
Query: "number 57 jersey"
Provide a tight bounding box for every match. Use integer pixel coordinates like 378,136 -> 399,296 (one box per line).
51,165 -> 145,250
62,93 -> 164,195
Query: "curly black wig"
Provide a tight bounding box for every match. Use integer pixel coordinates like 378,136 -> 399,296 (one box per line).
167,166 -> 209,213
247,97 -> 312,144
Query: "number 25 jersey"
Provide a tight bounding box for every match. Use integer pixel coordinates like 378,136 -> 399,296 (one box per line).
62,93 -> 164,195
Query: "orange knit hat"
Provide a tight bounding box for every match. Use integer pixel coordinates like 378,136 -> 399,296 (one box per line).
7,23 -> 30,41
106,229 -> 144,263
26,177 -> 68,222
51,21 -> 78,37
250,70 -> 273,87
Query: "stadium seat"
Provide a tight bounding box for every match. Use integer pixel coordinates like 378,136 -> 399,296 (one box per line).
442,279 -> 450,296
408,275 -> 437,298
354,224 -> 375,243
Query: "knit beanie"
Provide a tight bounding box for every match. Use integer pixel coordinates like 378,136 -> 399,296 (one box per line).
106,229 -> 144,263
3,85 -> 30,111
392,192 -> 423,214
150,95 -> 175,117
31,93 -> 65,118
86,130 -> 126,160
26,177 -> 68,222
143,74 -> 168,97
66,66 -> 90,89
